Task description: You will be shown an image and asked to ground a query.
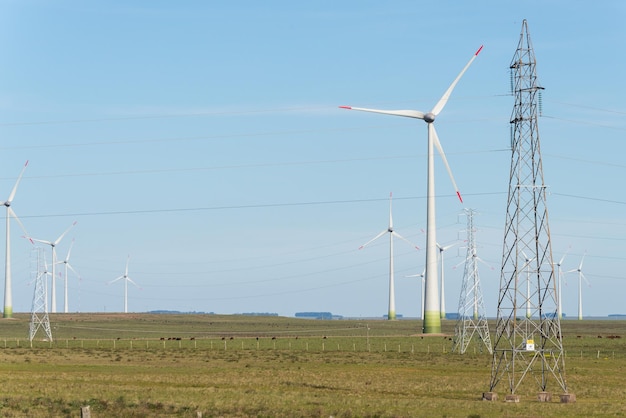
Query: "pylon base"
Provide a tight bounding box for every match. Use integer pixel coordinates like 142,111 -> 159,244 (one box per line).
537,392 -> 552,402
505,394 -> 520,403
482,392 -> 497,401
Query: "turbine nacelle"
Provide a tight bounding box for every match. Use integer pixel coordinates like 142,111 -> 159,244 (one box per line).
423,112 -> 436,123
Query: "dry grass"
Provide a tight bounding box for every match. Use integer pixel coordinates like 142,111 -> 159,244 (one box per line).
0,314 -> 624,417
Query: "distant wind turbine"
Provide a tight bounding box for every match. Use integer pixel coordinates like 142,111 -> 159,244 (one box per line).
553,249 -> 569,319
57,239 -> 81,313
28,221 -> 77,313
566,254 -> 590,321
521,252 -> 535,319
341,45 -> 483,333
359,192 -> 419,320
437,242 -> 458,319
1,160 -> 29,318
406,269 -> 426,320
109,256 -> 140,313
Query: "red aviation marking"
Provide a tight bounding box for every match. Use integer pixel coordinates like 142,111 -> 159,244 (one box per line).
457,191 -> 463,203
339,106 -> 352,109
475,45 -> 484,56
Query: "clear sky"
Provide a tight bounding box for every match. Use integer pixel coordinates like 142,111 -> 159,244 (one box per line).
1,1 -> 625,318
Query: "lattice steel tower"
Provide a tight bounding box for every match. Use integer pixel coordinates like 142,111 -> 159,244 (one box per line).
28,247 -> 53,342
487,20 -> 570,401
452,209 -> 492,354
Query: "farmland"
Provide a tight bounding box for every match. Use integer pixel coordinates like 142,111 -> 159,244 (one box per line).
0,314 -> 625,417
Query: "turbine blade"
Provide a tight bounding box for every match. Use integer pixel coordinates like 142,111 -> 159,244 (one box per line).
431,125 -> 462,203
125,255 -> 131,276
579,253 -> 586,270
475,256 -> 496,270
9,208 -> 30,236
388,192 -> 393,229
29,237 -> 53,246
67,263 -> 81,279
580,272 -> 591,286
109,276 -> 124,285
558,246 -> 571,265
339,106 -> 425,120
438,241 -> 459,252
359,230 -> 388,249
430,45 -> 483,116
65,239 -> 75,261
6,160 -> 29,203
391,231 -> 420,250
127,277 -> 141,289
54,221 -> 77,246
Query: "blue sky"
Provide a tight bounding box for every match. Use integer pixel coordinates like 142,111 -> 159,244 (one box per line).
1,1 -> 625,318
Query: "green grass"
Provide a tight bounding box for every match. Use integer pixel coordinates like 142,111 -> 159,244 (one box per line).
0,314 -> 624,417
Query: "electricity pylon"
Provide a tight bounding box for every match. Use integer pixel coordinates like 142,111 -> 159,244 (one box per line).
486,20 -> 572,402
452,209 -> 492,354
28,247 -> 53,342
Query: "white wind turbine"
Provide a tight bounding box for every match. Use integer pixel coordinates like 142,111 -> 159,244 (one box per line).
554,250 -> 569,320
1,160 -> 29,318
57,239 -> 81,313
521,251 -> 535,319
109,256 -> 140,313
405,269 -> 426,320
341,46 -> 483,333
28,221 -> 77,313
566,254 -> 590,321
437,241 -> 459,319
359,192 -> 419,320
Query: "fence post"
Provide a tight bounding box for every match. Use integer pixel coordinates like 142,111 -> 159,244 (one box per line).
80,405 -> 91,418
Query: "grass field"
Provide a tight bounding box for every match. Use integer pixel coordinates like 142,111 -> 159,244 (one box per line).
0,313 -> 624,417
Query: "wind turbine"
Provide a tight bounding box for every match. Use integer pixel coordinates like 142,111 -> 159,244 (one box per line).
57,239 -> 81,313
521,251 -> 535,319
28,221 -> 77,313
359,192 -> 419,320
406,269 -> 426,320
1,160 -> 29,318
340,46 -> 483,333
566,254 -> 590,321
109,256 -> 140,313
437,241 -> 458,319
554,250 -> 569,319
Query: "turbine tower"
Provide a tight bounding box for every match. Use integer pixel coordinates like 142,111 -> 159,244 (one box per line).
28,247 -> 53,342
341,45 -> 482,333
359,192 -> 419,320
451,209 -> 492,354
487,20 -> 571,402
29,221 -> 77,313
2,160 -> 29,319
